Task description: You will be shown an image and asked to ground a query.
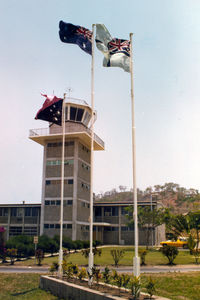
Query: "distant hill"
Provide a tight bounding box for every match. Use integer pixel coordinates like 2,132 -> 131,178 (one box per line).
95,183 -> 200,214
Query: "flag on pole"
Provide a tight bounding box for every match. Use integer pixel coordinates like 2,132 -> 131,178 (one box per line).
95,24 -> 130,72
59,21 -> 92,55
35,94 -> 63,126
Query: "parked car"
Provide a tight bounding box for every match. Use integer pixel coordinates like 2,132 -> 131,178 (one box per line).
160,237 -> 188,248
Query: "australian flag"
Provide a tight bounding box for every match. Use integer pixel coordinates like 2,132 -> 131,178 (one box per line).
35,94 -> 63,126
59,21 -> 92,55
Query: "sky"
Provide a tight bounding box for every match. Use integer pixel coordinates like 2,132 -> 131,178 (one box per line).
0,0 -> 200,204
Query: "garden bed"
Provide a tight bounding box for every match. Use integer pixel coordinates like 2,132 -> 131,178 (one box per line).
40,275 -> 168,300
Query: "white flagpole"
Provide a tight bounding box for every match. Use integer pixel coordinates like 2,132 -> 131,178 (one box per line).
88,23 -> 95,284
130,33 -> 140,277
58,93 -> 66,278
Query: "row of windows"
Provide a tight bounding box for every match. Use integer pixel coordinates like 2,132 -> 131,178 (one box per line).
81,202 -> 90,208
104,207 -> 119,217
81,182 -> 90,190
0,208 -> 8,217
81,225 -> 89,231
45,200 -> 73,206
104,227 -> 119,232
81,144 -> 90,153
46,159 -> 74,166
46,179 -> 73,185
81,162 -> 90,171
44,223 -> 72,229
94,206 -> 131,217
47,141 -> 74,147
0,208 -> 39,217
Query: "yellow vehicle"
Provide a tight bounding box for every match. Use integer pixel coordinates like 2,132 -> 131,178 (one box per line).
160,237 -> 188,248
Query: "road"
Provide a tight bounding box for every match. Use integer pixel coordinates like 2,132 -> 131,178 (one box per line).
0,265 -> 200,273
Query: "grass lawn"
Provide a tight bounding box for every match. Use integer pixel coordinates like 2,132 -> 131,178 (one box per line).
12,246 -> 196,267
0,273 -> 57,300
0,272 -> 200,300
142,272 -> 200,300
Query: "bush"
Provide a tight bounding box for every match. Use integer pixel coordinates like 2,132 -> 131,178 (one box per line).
78,267 -> 87,281
35,249 -> 44,266
49,261 -> 59,274
102,266 -> 111,284
145,276 -> 156,299
7,248 -> 17,265
139,249 -> 147,266
110,249 -> 125,267
129,275 -> 141,300
160,245 -> 179,265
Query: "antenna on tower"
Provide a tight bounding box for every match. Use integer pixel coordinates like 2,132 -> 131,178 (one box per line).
66,87 -> 73,98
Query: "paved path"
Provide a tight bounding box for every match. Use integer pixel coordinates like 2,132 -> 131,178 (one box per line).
0,264 -> 200,273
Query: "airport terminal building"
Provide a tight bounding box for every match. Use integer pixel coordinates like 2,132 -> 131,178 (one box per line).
0,98 -> 165,245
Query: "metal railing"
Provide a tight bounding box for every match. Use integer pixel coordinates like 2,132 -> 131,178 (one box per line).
29,126 -> 104,148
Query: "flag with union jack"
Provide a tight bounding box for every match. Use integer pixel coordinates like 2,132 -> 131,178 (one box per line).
59,21 -> 92,55
96,24 -> 130,72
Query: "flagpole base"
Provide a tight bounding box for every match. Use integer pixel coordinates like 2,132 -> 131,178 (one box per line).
88,252 -> 94,286
58,249 -> 63,278
133,256 -> 140,277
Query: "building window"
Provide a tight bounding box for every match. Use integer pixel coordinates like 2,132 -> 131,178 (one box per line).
104,207 -> 111,217
11,208 -> 17,217
81,162 -> 90,171
25,208 -> 31,217
64,200 -> 73,206
104,207 -> 118,217
68,179 -> 73,184
0,208 -> 8,217
63,224 -> 72,229
112,207 -> 118,216
9,226 -> 22,236
44,224 -> 49,229
81,182 -> 90,190
94,207 -> 101,217
46,159 -> 74,166
25,207 -> 39,217
46,180 -> 51,185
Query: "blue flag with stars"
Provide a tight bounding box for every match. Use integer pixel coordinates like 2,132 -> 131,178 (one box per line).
59,21 -> 92,55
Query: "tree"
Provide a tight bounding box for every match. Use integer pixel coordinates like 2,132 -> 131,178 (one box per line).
110,249 -> 124,267
188,211 -> 200,249
160,245 -> 178,265
126,206 -> 165,249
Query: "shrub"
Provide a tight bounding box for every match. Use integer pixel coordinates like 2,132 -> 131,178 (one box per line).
78,267 -> 87,281
49,261 -> 59,274
102,266 -> 111,284
191,249 -> 200,264
145,276 -> 156,299
110,249 -> 125,267
129,275 -> 141,300
160,245 -> 179,265
6,248 -> 17,265
121,273 -> 130,289
35,249 -> 44,266
63,262 -> 74,279
139,249 -> 147,266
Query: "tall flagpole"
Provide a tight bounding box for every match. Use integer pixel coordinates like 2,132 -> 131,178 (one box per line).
58,93 -> 66,278
130,33 -> 140,277
88,23 -> 95,284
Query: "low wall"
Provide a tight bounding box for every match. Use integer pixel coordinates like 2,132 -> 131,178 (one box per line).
40,275 -> 124,300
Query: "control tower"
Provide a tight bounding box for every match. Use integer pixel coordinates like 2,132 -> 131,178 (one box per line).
29,98 -> 104,240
